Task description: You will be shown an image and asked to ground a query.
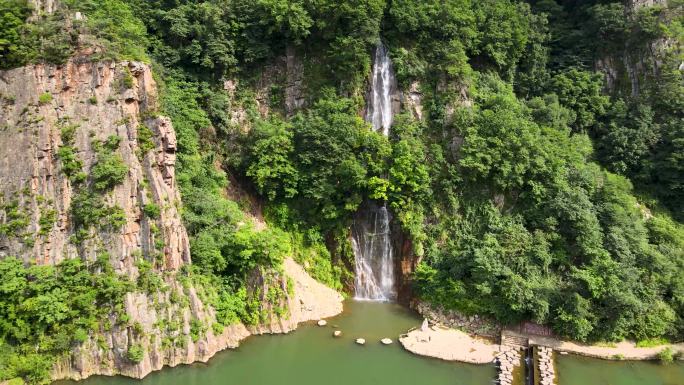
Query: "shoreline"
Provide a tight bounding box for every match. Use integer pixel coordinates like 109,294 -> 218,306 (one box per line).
398,315 -> 684,364
48,258 -> 344,383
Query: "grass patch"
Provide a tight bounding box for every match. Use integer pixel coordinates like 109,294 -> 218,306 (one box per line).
636,338 -> 669,348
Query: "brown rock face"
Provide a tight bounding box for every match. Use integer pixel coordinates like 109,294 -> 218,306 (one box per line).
0,60 -> 343,381
391,223 -> 422,304
0,59 -> 189,269
0,59 -> 226,379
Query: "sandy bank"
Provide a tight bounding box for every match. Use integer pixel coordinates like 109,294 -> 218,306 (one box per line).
399,326 -> 500,363
400,322 -> 684,364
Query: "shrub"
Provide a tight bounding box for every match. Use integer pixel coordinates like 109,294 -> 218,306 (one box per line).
103,135 -> 122,151
73,328 -> 89,343
69,191 -> 126,241
0,257 -> 132,383
126,344 -> 144,363
211,322 -> 224,336
56,146 -> 84,180
189,319 -> 205,342
70,191 -> 105,228
91,153 -> 128,191
136,260 -> 165,293
132,321 -> 144,334
38,93 -> 52,105
105,205 -> 127,228
5,353 -> 52,384
137,124 -> 156,157
122,68 -> 134,89
143,203 -> 161,219
657,347 -> 675,364
636,338 -> 669,348
38,208 -> 56,236
60,124 -> 78,143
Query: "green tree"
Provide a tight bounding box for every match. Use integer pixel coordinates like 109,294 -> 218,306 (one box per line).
549,68 -> 609,132
246,117 -> 299,200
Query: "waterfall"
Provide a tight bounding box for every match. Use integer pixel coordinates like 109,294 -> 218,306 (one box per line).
352,42 -> 397,301
352,203 -> 396,301
365,42 -> 395,137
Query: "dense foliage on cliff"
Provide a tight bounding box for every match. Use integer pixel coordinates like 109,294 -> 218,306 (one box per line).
0,0 -> 683,365
0,256 -> 132,383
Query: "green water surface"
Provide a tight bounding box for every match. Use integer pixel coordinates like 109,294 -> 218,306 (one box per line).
61,300 -> 494,385
59,300 -> 684,385
557,353 -> 684,385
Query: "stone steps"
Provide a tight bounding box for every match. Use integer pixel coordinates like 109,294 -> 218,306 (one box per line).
501,334 -> 529,348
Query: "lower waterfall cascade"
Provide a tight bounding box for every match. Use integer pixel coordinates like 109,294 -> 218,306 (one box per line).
352,204 -> 396,301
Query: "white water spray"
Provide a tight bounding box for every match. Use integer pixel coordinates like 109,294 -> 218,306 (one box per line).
353,42 -> 397,301
365,42 -> 395,136
352,204 -> 396,301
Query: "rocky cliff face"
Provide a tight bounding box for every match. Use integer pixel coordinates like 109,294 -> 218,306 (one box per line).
596,0 -> 675,95
0,59 -> 188,270
0,60 -> 342,381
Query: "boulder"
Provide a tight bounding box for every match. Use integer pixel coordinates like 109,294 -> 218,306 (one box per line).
317,320 -> 327,326
381,338 -> 393,345
333,330 -> 342,337
355,338 -> 366,345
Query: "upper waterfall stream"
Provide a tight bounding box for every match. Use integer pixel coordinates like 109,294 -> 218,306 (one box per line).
365,42 -> 395,136
353,42 -> 397,301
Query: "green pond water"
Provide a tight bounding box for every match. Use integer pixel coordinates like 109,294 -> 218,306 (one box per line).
61,300 -> 494,385
557,354 -> 684,385
59,300 -> 683,385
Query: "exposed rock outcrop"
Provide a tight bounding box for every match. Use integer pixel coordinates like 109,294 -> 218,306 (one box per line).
0,59 -> 184,269
596,0 -> 674,96
0,60 -> 343,382
401,81 -> 423,121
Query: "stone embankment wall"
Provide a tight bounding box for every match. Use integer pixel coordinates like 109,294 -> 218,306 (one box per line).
412,301 -> 501,337
537,346 -> 556,385
495,348 -> 522,385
